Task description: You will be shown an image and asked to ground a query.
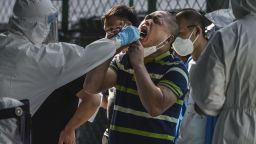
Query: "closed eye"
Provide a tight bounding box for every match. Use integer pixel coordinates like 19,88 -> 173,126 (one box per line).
144,14 -> 161,24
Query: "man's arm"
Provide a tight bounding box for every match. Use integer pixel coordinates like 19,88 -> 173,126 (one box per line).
128,42 -> 188,116
82,59 -> 112,93
63,60 -> 117,129
58,66 -> 117,144
133,64 -> 178,116
58,91 -> 101,144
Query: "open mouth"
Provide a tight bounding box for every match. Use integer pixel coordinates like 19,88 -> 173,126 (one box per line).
139,25 -> 149,42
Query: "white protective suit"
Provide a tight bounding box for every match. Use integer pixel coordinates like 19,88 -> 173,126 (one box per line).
0,0 -> 119,115
176,9 -> 235,144
190,0 -> 256,143
176,60 -> 206,144
0,97 -> 23,144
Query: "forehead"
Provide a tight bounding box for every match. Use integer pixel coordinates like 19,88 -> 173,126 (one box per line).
148,11 -> 167,17
104,16 -> 123,27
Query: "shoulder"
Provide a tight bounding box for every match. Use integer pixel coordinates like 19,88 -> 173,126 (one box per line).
166,54 -> 188,71
112,52 -> 127,63
110,52 -> 132,72
156,54 -> 189,80
112,52 -> 131,67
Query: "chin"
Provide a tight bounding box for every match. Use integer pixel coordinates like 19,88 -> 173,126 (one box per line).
139,40 -> 146,47
141,41 -> 152,48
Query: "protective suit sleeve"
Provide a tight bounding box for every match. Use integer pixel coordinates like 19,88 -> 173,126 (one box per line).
190,32 -> 226,116
46,38 -> 117,88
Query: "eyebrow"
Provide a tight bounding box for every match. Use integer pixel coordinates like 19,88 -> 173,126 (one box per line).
145,14 -> 162,19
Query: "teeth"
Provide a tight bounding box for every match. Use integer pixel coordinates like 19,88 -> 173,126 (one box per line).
140,31 -> 146,35
140,29 -> 147,37
140,31 -> 147,37
139,25 -> 148,38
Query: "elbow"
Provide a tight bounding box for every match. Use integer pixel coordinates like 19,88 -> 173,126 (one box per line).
146,106 -> 164,117
87,88 -> 102,94
145,100 -> 175,117
147,100 -> 176,117
148,110 -> 161,117
88,94 -> 101,108
77,90 -> 101,107
142,101 -> 163,117
147,102 -> 175,117
83,85 -> 103,94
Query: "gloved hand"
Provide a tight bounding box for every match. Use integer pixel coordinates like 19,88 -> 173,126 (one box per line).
111,25 -> 140,48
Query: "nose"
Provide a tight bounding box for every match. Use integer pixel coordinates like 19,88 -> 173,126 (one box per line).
111,29 -> 119,34
139,20 -> 151,29
107,26 -> 122,34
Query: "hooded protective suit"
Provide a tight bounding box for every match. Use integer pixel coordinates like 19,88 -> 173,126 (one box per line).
0,0 -> 139,115
190,0 -> 256,143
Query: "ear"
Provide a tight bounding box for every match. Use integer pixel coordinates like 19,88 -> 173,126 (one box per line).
125,20 -> 132,26
194,25 -> 202,36
168,35 -> 175,44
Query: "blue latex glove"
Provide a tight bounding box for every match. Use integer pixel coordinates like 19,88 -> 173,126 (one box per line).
112,25 -> 140,47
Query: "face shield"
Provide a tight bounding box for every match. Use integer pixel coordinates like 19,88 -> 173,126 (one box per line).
43,12 -> 59,44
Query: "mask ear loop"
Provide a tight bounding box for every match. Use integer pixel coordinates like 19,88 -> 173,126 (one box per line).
156,35 -> 175,50
188,28 -> 199,44
188,29 -> 195,39
193,34 -> 199,44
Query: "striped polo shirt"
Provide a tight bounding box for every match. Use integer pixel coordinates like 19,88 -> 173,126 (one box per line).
109,51 -> 189,144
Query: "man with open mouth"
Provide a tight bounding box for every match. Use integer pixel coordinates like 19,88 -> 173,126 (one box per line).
59,10 -> 189,144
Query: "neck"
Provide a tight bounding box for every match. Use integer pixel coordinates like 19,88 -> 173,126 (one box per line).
192,38 -> 208,61
145,45 -> 170,61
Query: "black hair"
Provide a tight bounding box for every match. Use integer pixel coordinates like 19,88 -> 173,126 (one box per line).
102,5 -> 139,27
176,8 -> 212,37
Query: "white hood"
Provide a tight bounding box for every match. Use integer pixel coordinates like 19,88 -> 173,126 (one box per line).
232,0 -> 256,18
9,0 -> 58,44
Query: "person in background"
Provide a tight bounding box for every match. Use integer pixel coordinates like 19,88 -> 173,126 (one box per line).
73,5 -> 140,144
190,0 -> 256,143
203,8 -> 235,144
101,5 -> 140,144
58,5 -> 141,144
172,8 -> 212,144
103,5 -> 139,38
